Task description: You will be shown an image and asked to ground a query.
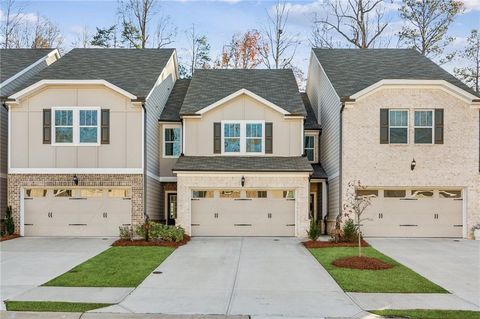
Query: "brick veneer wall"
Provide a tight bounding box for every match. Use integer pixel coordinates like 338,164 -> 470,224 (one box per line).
7,174 -> 144,234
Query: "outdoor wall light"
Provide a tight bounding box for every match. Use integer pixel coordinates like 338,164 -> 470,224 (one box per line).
241,176 -> 245,187
73,174 -> 79,185
411,159 -> 416,171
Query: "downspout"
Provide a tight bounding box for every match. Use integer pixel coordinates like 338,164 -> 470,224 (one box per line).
338,102 -> 346,226
142,102 -> 148,222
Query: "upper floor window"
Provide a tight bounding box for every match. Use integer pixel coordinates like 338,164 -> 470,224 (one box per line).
414,110 -> 433,144
52,107 -> 100,145
222,121 -> 264,154
304,135 -> 316,162
164,126 -> 181,157
389,110 -> 408,144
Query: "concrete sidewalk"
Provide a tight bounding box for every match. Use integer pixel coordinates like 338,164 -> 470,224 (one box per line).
0,312 -> 250,319
9,287 -> 134,304
348,293 -> 480,311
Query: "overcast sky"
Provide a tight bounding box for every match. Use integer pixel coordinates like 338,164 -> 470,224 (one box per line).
3,0 -> 480,78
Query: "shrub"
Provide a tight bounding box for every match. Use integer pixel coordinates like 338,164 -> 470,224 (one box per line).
119,225 -> 133,240
5,206 -> 15,235
135,222 -> 185,242
342,218 -> 358,243
307,219 -> 321,241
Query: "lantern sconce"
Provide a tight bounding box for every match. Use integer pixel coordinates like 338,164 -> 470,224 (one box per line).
411,158 -> 416,171
241,176 -> 245,187
73,174 -> 79,186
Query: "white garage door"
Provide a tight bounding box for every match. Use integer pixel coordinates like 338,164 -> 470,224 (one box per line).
360,189 -> 463,237
191,189 -> 295,236
24,188 -> 131,237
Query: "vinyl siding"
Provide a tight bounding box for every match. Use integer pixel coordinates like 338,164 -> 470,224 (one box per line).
0,59 -> 50,98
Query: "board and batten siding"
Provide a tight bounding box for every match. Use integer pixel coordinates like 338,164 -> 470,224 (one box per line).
144,55 -> 177,220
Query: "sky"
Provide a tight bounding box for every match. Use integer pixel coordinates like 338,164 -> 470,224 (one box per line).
2,0 -> 480,79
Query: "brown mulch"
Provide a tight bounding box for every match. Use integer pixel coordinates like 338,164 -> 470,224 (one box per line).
332,256 -> 394,270
302,240 -> 370,248
112,235 -> 190,248
0,234 -> 20,242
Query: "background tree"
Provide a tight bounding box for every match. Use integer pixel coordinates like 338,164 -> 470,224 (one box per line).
118,0 -> 157,48
71,25 -> 91,48
259,1 -> 300,69
185,24 -> 211,76
314,0 -> 390,49
455,29 -> 480,93
398,0 -> 464,63
90,25 -> 118,48
310,13 -> 334,48
30,15 -> 63,49
1,0 -> 26,48
217,30 -> 266,69
153,15 -> 177,48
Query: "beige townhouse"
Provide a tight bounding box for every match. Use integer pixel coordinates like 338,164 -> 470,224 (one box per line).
159,69 -> 327,237
0,49 -> 60,216
306,48 -> 480,238
5,48 -> 178,237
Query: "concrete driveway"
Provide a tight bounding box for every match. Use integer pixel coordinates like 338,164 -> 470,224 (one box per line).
110,237 -> 363,318
0,237 -> 114,309
368,238 -> 480,307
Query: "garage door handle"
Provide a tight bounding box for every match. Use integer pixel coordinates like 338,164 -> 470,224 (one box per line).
48,212 -> 53,218
103,212 -> 108,218
286,224 -> 295,226
399,224 -> 418,227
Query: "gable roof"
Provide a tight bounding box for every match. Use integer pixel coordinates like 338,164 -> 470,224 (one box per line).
0,49 -> 55,83
9,48 -> 175,100
302,93 -> 321,130
180,69 -> 306,116
313,48 -> 479,98
160,79 -> 191,122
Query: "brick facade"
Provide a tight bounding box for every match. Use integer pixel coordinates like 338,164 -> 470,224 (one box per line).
7,174 -> 145,234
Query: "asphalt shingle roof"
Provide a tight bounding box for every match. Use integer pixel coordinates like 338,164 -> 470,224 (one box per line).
313,48 -> 479,98
160,79 -> 190,122
311,163 -> 328,179
302,93 -> 321,130
180,69 -> 307,116
9,48 -> 174,99
173,156 -> 313,172
0,49 -> 55,83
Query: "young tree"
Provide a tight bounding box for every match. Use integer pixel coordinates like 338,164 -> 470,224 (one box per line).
260,1 -> 300,69
153,15 -> 177,48
314,0 -> 390,49
118,0 -> 157,48
185,24 -> 211,75
90,25 -> 118,48
398,0 -> 464,62
217,30 -> 266,69
1,0 -> 26,48
455,29 -> 480,93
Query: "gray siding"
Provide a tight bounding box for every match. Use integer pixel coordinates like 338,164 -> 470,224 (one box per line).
146,175 -> 161,220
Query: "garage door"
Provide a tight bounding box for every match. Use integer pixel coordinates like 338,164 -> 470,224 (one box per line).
24,188 -> 131,237
191,189 -> 295,236
360,189 -> 463,237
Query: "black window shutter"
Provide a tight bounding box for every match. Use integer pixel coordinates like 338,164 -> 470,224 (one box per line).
101,109 -> 110,144
265,122 -> 273,154
434,109 -> 444,144
380,109 -> 389,144
213,122 -> 221,154
43,109 -> 51,144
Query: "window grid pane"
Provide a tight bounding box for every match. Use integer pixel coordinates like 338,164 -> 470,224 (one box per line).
164,128 -> 181,156
304,136 -> 315,161
79,110 -> 99,143
389,110 -> 408,144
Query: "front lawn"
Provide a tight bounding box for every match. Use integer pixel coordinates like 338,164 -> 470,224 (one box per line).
308,247 -> 447,293
5,301 -> 111,312
44,246 -> 175,287
371,309 -> 480,319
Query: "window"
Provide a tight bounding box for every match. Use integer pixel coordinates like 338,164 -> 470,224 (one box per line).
108,189 -> 131,198
304,135 -> 315,162
283,190 -> 295,199
53,189 -> 72,197
224,123 -> 241,153
389,110 -> 408,144
25,189 -> 47,198
246,123 -> 262,153
78,189 -> 103,198
246,190 -> 267,198
411,190 -> 434,199
164,126 -> 181,157
52,107 -> 100,145
271,190 -> 295,199
220,190 -> 241,198
384,190 -> 406,198
439,190 -> 462,199
414,110 -> 433,144
222,121 -> 264,154
356,189 -> 378,197
192,190 -> 214,198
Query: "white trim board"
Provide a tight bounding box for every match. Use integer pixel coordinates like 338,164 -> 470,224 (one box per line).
9,168 -> 143,174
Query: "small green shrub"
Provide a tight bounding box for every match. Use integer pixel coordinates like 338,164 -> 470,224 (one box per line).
307,219 -> 321,241
342,218 -> 358,243
135,222 -> 184,242
119,225 -> 133,240
5,206 -> 15,235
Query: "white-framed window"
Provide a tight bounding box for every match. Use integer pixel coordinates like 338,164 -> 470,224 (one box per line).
389,110 -> 408,144
52,107 -> 100,145
163,125 -> 182,158
304,135 -> 316,162
221,120 -> 265,154
414,110 -> 434,144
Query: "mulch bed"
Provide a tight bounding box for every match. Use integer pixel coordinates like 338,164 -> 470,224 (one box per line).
112,235 -> 190,248
302,240 -> 370,248
332,256 -> 394,270
0,234 -> 20,242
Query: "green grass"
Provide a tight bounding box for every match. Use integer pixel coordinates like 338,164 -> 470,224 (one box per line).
44,246 -> 175,287
5,301 -> 111,312
308,247 -> 447,293
371,309 -> 480,319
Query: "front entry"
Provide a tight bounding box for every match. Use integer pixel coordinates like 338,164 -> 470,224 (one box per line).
167,193 -> 177,225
